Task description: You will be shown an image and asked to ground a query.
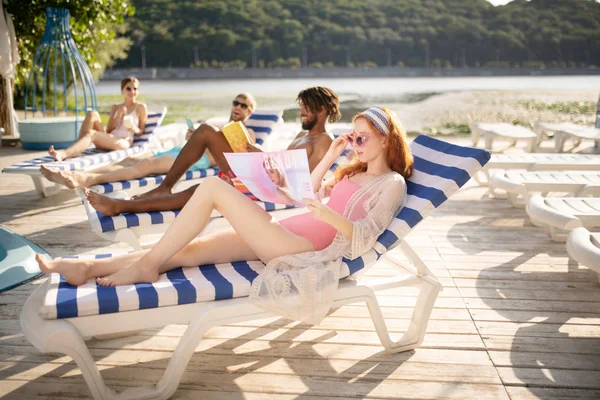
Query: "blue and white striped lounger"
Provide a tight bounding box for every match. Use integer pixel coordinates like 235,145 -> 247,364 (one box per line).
2,107 -> 168,197
21,135 -> 491,400
86,110 -> 283,196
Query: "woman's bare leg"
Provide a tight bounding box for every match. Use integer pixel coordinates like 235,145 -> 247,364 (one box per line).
49,111 -> 103,161
97,177 -> 314,286
91,131 -> 132,151
75,155 -> 174,188
39,154 -> 167,190
35,229 -> 259,286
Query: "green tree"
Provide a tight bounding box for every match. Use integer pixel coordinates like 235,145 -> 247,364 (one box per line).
8,0 -> 134,104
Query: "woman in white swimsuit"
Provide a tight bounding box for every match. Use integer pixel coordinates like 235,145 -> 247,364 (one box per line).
48,77 -> 148,161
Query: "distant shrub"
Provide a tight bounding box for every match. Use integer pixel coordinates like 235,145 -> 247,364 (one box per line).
270,57 -> 301,69
486,61 -> 511,68
522,61 -> 546,69
358,61 -> 377,68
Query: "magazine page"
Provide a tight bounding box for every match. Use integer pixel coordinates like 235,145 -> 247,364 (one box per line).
224,149 -> 314,206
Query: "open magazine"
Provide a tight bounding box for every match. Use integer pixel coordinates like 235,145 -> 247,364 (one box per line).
224,149 -> 314,206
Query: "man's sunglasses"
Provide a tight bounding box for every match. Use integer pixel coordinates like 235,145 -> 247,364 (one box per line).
125,87 -> 139,92
347,133 -> 369,147
232,100 -> 249,109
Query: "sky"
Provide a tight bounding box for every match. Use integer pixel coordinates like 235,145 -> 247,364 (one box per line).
487,0 -> 513,5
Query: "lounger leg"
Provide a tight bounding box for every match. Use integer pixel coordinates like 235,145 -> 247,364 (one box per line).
472,166 -> 490,187
484,132 -> 494,151
526,138 -> 536,153
21,284 -> 118,400
507,192 -> 525,208
361,276 -> 441,353
555,133 -> 566,153
31,175 -> 62,197
533,127 -> 545,146
99,229 -> 143,250
471,125 -> 480,147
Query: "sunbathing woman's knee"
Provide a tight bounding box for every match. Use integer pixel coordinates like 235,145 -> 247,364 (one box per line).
85,110 -> 101,122
114,139 -> 132,150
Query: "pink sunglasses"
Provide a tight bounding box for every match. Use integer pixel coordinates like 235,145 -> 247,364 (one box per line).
347,133 -> 369,147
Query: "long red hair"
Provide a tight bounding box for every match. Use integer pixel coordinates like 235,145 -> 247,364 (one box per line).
334,106 -> 414,182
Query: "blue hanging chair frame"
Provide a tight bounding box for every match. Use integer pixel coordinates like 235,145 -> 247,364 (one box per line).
24,7 -> 98,138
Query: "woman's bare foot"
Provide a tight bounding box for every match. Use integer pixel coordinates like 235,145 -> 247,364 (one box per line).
36,254 -> 90,286
132,185 -> 171,200
40,165 -> 78,189
48,145 -> 67,162
85,188 -> 123,216
96,263 -> 159,287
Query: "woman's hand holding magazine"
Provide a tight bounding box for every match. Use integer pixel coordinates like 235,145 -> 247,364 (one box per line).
224,149 -> 315,207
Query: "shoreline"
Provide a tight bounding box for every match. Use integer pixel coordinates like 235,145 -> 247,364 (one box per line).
100,67 -> 600,81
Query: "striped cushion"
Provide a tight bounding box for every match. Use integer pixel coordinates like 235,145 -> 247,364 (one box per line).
90,167 -> 220,195
42,135 -> 490,319
245,110 -> 282,146
3,108 -> 166,173
86,195 -> 296,234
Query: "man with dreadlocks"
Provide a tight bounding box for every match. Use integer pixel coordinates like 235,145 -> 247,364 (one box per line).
85,87 -> 342,217
246,86 -> 339,171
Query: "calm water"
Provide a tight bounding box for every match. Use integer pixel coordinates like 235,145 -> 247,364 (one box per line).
97,76 -> 600,100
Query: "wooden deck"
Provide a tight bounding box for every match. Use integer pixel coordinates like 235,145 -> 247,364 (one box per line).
1,144 -> 599,400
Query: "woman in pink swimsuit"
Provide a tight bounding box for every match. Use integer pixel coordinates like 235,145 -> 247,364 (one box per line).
48,77 -> 148,161
38,106 -> 414,291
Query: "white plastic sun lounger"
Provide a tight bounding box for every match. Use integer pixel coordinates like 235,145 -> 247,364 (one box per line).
567,227 -> 600,282
82,150 -> 356,249
20,135 -> 491,400
473,153 -> 600,186
490,170 -> 600,207
555,125 -> 600,153
526,195 -> 600,241
2,106 -> 167,197
85,110 -> 283,197
471,122 -> 540,153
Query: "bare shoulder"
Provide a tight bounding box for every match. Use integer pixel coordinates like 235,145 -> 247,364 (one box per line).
294,131 -> 308,139
314,133 -> 333,144
312,133 -> 333,152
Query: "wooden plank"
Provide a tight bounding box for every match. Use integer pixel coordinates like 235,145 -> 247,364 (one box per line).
482,336 -> 600,354
475,321 -> 600,338
459,288 -> 600,302
0,342 -> 494,367
489,351 -> 600,370
1,365 -> 509,400
505,387 -> 600,400
469,309 -> 600,325
0,355 -> 502,385
497,366 -> 600,389
463,298 -> 600,314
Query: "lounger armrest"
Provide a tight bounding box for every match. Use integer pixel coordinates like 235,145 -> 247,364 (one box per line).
577,185 -> 600,197
567,228 -> 600,272
526,195 -> 582,231
490,171 -> 526,196
353,275 -> 422,292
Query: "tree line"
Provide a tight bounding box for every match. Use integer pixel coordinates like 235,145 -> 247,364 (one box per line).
118,0 -> 600,69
